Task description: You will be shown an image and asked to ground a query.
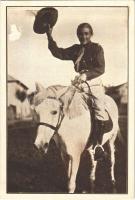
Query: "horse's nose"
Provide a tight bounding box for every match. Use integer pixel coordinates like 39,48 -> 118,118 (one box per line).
37,143 -> 49,154
34,141 -> 49,154
43,143 -> 49,154
33,143 -> 39,151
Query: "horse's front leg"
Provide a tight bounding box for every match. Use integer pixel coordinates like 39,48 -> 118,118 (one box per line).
88,147 -> 97,193
68,154 -> 80,193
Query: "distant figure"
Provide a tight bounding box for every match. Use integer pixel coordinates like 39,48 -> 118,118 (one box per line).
46,23 -> 111,160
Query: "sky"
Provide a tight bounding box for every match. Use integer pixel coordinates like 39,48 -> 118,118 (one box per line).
7,6 -> 128,90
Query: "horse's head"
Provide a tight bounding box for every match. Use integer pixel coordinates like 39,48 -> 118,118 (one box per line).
27,82 -> 88,154
32,83 -> 63,154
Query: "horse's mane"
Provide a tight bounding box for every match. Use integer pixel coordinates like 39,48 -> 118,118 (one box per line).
34,85 -> 89,119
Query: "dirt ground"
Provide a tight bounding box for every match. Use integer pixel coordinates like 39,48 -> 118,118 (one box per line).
7,115 -> 127,193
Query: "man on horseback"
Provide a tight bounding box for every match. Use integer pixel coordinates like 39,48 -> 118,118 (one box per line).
45,22 -> 112,160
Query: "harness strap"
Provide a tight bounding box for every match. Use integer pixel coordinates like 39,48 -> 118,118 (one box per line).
37,122 -> 57,131
37,110 -> 65,134
57,113 -> 65,130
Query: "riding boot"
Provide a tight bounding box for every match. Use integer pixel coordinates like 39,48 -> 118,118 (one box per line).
94,119 -> 113,161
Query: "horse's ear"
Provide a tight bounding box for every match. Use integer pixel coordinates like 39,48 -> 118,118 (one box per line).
27,90 -> 35,106
35,82 -> 45,93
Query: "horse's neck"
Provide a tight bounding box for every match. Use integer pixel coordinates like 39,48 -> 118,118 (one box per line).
60,87 -> 89,119
47,85 -> 89,119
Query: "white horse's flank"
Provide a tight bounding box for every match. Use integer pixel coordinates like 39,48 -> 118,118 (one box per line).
33,83 -> 119,193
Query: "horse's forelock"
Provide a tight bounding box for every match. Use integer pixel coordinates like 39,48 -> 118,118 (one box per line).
33,87 -> 59,107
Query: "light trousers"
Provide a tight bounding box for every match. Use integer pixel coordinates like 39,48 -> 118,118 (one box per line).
81,76 -> 108,121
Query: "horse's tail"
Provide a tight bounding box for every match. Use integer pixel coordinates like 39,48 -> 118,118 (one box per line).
105,95 -> 126,147
117,126 -> 126,146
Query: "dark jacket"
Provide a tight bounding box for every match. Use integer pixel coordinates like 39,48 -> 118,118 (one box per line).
48,38 -> 105,80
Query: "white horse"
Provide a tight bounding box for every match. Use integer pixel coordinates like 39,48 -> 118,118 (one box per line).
31,82 -> 119,193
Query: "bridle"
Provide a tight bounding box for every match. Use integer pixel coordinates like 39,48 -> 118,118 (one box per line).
36,97 -> 64,134
35,80 -> 90,134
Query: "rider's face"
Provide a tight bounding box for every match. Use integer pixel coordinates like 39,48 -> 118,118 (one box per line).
77,27 -> 92,45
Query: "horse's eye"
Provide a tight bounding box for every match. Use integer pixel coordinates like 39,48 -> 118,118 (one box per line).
51,110 -> 57,115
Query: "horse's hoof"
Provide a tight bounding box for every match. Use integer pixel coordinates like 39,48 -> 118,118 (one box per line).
110,180 -> 117,193
82,190 -> 87,193
111,180 -> 116,186
90,180 -> 95,193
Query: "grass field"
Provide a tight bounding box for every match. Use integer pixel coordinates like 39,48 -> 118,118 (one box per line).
7,115 -> 127,193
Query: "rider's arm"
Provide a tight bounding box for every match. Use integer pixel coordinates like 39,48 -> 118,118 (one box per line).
84,45 -> 105,80
47,34 -> 75,60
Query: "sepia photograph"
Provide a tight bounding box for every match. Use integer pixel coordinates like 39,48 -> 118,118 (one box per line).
0,1 -> 134,199
6,5 -> 128,194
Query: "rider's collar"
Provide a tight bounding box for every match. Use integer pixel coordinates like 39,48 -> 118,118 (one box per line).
80,41 -> 92,48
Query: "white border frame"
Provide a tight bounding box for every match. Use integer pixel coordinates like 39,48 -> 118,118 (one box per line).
0,1 -> 134,200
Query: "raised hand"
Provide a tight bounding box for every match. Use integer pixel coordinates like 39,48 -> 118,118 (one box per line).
46,24 -> 53,38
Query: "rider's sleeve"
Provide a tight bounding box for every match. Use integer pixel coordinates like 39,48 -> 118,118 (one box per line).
48,37 -> 75,60
85,45 -> 105,80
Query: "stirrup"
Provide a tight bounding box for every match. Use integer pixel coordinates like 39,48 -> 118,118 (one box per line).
93,144 -> 107,161
93,144 -> 104,155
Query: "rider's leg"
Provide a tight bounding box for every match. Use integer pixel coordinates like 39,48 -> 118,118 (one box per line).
90,85 -> 113,160
82,80 -> 112,160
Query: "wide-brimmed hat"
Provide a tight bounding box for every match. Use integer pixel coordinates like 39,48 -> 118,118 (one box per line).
33,7 -> 58,34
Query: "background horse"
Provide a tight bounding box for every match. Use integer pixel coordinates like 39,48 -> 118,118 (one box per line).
30,82 -> 119,193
